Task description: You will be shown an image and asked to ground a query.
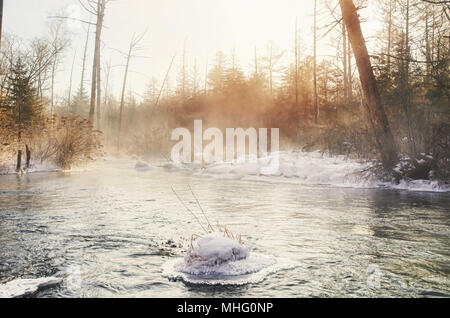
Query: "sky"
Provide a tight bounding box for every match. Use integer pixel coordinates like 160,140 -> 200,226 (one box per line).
3,0 -> 382,102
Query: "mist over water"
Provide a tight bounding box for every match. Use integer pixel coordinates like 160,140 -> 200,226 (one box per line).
0,157 -> 448,297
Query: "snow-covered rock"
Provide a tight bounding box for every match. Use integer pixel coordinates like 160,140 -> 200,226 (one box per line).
135,161 -> 151,171
184,233 -> 250,269
162,233 -> 298,284
0,277 -> 62,298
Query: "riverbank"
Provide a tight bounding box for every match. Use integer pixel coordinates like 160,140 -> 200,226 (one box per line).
164,150 -> 450,193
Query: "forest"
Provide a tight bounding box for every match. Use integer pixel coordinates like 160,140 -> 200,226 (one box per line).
0,0 -> 449,185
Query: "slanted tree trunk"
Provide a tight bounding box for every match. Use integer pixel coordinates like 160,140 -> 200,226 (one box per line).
68,52 -> 76,113
339,0 -> 398,171
117,44 -> 132,150
403,0 -> 416,156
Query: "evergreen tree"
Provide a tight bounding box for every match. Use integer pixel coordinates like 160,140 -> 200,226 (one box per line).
70,86 -> 89,117
7,57 -> 43,136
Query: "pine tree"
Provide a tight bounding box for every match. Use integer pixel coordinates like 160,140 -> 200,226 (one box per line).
7,58 -> 43,135
6,57 -> 43,171
70,86 -> 89,117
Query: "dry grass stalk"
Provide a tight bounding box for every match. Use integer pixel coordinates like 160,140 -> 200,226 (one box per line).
171,185 -> 244,249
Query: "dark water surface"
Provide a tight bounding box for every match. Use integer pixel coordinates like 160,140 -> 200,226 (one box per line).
0,158 -> 449,297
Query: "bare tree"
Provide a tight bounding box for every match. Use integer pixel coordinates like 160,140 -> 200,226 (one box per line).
0,0 -> 3,51
80,23 -> 91,106
49,20 -> 70,117
68,51 -> 76,112
261,41 -> 284,97
79,0 -> 108,125
117,32 -> 146,150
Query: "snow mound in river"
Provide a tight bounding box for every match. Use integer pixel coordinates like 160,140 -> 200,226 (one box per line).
184,233 -> 250,270
0,277 -> 62,298
162,233 -> 297,285
135,161 -> 151,171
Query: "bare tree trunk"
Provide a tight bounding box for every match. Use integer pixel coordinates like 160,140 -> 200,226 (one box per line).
153,53 -> 177,111
25,145 -> 31,169
16,150 -> 22,172
204,57 -> 208,94
313,0 -> 319,124
295,18 -> 299,112
117,45 -> 132,150
80,24 -> 90,99
343,22 -> 349,103
96,53 -> 102,129
387,0 -> 393,70
68,51 -> 76,113
0,0 -> 3,51
254,46 -> 258,76
51,56 -> 57,117
348,34 -> 352,101
339,0 -> 398,171
181,39 -> 187,101
89,0 -> 106,124
403,0 -> 416,156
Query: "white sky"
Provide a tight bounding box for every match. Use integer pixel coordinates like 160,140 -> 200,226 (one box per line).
3,0 -> 382,102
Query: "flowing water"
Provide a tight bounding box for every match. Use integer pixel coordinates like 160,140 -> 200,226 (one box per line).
0,157 -> 449,298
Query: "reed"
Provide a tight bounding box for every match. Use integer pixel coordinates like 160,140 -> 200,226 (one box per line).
171,185 -> 244,249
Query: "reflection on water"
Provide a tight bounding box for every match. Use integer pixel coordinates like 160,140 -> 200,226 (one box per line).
0,158 -> 449,297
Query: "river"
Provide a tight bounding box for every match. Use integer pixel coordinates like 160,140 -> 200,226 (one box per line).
0,157 -> 449,297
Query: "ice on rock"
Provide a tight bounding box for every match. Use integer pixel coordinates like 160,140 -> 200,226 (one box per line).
0,277 -> 62,298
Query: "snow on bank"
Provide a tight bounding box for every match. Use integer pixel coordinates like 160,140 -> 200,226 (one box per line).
165,151 -> 450,193
0,161 -> 62,175
162,233 -> 297,285
0,277 -> 62,298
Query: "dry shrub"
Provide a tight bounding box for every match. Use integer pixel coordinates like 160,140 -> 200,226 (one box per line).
29,116 -> 103,170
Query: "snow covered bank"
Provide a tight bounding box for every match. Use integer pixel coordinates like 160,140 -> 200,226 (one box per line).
163,233 -> 297,285
165,151 -> 450,193
0,161 -> 62,175
0,277 -> 62,298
